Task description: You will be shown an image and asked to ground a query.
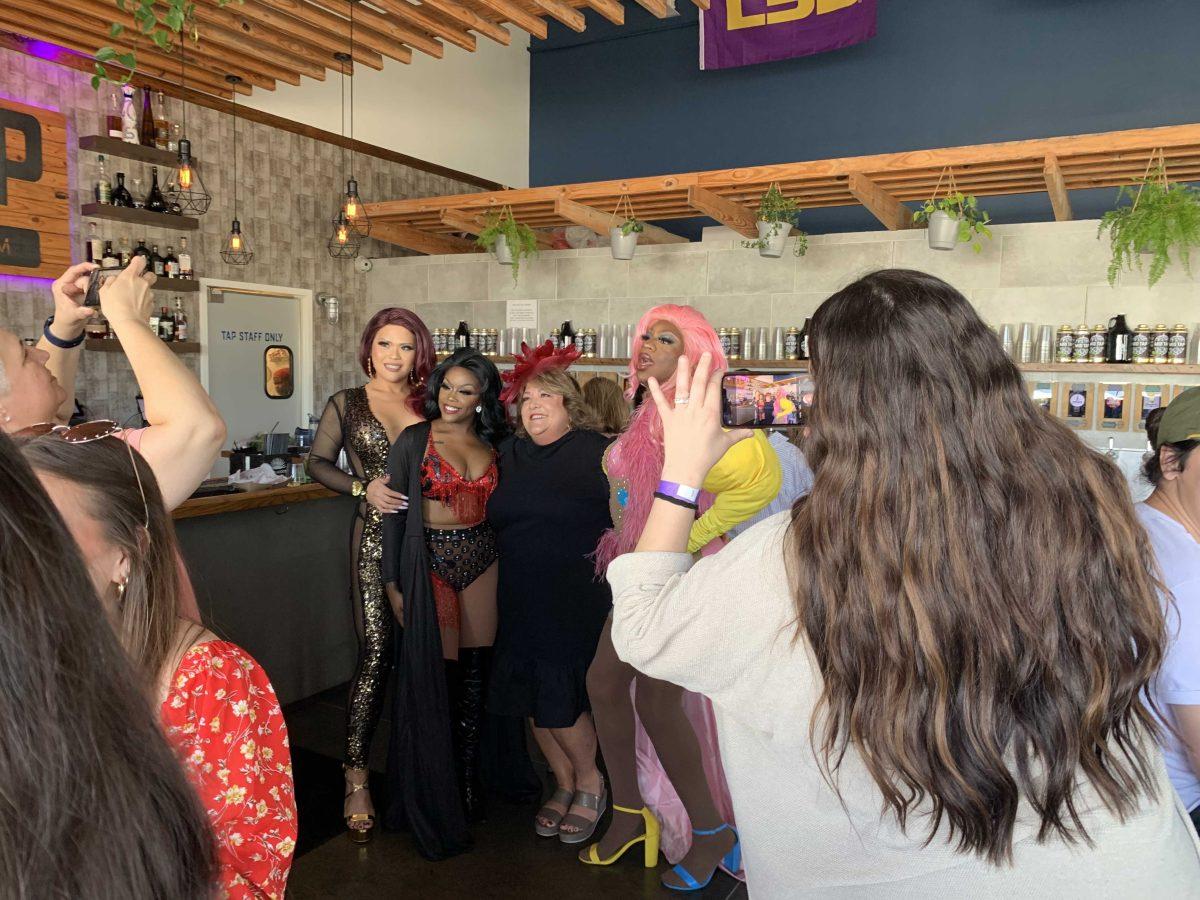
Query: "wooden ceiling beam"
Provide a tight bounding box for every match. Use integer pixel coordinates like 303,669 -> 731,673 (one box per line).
528,0 -> 587,32
215,0 -> 385,69
187,0 -> 345,75
554,195 -> 688,244
1043,153 -> 1073,222
846,173 -> 914,231
416,0 -> 511,45
686,186 -> 757,238
369,0 -> 476,52
581,0 -> 624,24
471,0 -> 548,39
307,0 -> 440,59
253,0 -> 413,63
169,8 -> 327,80
629,0 -> 672,18
373,221 -> 479,254
691,0 -> 711,9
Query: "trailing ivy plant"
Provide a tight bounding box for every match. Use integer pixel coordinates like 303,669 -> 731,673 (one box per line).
1099,166 -> 1200,287
476,208 -> 539,284
618,216 -> 644,237
913,192 -> 993,252
94,0 -> 242,88
741,184 -> 808,257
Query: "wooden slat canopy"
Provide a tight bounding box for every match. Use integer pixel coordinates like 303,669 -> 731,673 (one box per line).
3,0 -> 694,98
364,124 -> 1200,252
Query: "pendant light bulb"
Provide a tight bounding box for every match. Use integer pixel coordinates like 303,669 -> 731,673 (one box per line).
218,75 -> 253,266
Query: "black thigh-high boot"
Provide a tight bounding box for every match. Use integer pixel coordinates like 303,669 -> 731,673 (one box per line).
456,647 -> 490,822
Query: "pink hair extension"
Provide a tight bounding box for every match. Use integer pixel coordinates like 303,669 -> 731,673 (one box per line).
595,305 -> 726,573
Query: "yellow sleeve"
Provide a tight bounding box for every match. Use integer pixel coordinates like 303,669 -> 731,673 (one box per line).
687,430 -> 782,553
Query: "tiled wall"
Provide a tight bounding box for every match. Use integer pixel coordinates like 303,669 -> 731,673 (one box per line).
0,46 -> 478,424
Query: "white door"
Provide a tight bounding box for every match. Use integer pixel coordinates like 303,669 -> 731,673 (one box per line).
199,281 -> 313,467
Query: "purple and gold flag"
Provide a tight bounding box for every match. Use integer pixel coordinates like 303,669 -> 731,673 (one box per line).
700,0 -> 877,71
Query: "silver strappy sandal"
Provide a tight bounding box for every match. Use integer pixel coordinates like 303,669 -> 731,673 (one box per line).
535,787 -> 576,838
558,776 -> 608,845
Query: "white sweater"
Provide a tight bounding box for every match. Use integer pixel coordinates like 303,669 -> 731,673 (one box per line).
609,513 -> 1200,898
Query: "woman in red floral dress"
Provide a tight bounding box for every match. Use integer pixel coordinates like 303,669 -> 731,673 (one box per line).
21,431 -> 297,899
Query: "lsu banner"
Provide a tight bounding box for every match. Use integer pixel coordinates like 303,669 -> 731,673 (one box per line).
700,0 -> 877,71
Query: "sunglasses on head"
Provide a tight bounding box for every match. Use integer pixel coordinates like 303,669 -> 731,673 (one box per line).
17,419 -> 151,534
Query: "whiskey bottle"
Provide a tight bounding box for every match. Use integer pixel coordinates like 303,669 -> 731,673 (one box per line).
101,240 -> 120,269
163,245 -> 179,279
139,87 -> 156,147
118,236 -> 132,267
105,85 -> 123,139
144,166 -> 167,213
149,244 -> 166,277
177,237 -> 193,279
133,238 -> 151,263
153,91 -> 170,150
158,305 -> 175,341
86,223 -> 103,264
173,296 -> 189,342
94,154 -> 112,204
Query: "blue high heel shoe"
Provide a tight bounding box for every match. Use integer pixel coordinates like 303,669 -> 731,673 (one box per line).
663,823 -> 741,892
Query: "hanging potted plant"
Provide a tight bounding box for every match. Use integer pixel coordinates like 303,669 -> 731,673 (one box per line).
913,169 -> 992,252
741,183 -> 808,258
1099,151 -> 1200,287
609,195 -> 643,260
476,206 -> 539,283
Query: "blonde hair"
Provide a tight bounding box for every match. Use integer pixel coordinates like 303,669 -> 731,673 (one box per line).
514,369 -> 600,438
582,377 -> 629,435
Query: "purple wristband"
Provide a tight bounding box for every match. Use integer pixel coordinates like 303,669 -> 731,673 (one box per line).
656,480 -> 701,504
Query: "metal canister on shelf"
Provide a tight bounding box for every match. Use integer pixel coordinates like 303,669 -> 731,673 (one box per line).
549,327 -> 561,350
1151,324 -> 1170,364
582,328 -> 597,358
784,326 -> 801,360
1170,324 -> 1188,364
1132,324 -> 1151,364
433,328 -> 446,354
1056,325 -> 1075,363
486,329 -> 498,356
1072,324 -> 1091,363
718,327 -> 732,358
728,327 -> 742,360
1089,325 -> 1107,364
469,327 -> 482,351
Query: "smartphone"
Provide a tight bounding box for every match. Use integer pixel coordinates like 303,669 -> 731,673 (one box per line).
721,371 -> 809,428
84,266 -> 123,307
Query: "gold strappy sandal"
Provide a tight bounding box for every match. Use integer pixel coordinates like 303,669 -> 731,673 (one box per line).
344,766 -> 375,844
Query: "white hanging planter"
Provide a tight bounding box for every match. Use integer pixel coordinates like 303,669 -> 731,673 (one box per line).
493,234 -> 514,265
610,227 -> 639,260
757,219 -> 791,258
926,210 -> 960,251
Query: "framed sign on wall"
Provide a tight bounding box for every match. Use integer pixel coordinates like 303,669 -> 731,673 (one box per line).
0,97 -> 70,279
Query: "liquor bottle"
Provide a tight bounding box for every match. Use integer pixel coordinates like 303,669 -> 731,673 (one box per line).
101,240 -> 119,269
105,85 -> 123,139
173,296 -> 189,342
1106,314 -> 1133,364
111,172 -> 134,207
85,223 -> 103,264
118,236 -> 132,268
149,244 -> 165,277
94,154 -> 112,204
163,245 -> 179,278
121,84 -> 138,144
799,318 -> 811,360
144,166 -> 167,213
139,88 -> 156,147
168,122 -> 181,154
560,320 -> 575,350
148,307 -> 160,336
158,305 -> 175,341
455,320 -> 470,349
153,92 -> 169,150
133,238 -> 151,263
177,237 -> 193,279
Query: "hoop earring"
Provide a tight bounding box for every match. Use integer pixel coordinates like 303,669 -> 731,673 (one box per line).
368,359 -> 375,378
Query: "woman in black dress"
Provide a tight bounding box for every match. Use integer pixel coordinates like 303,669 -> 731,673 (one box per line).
488,342 -> 614,844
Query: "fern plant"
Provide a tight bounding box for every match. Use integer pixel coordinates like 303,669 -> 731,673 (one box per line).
1099,167 -> 1200,287
913,192 -> 993,252
476,208 -> 539,284
741,184 -> 808,257
618,216 -> 644,237
94,0 -> 242,87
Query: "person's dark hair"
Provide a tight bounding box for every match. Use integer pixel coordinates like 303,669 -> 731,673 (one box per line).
425,348 -> 509,447
358,307 -> 435,417
21,435 -> 194,686
1142,406 -> 1200,485
790,269 -> 1166,864
0,431 -> 216,898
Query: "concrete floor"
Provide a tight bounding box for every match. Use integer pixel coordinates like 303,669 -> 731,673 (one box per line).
285,687 -> 747,900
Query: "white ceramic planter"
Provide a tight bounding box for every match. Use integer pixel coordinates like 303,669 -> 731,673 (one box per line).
926,210 -> 960,251
610,227 -> 639,260
494,234 -> 513,265
757,219 -> 791,258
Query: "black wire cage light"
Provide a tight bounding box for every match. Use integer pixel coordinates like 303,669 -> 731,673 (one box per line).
167,39 -> 212,215
220,75 -> 253,265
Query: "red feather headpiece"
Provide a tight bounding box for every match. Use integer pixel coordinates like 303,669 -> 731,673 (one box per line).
500,340 -> 581,405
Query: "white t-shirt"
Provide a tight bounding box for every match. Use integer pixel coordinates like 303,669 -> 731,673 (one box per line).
1138,502 -> 1200,812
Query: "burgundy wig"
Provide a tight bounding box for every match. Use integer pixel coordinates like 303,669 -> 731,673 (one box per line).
358,307 -> 435,417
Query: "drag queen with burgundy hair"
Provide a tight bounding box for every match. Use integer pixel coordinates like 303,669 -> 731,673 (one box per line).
583,304 -> 781,891
307,307 -> 434,843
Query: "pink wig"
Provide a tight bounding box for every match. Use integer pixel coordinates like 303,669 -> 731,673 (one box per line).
358,307 -> 435,417
595,305 -> 727,573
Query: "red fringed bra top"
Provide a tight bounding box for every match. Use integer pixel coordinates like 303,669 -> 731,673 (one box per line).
420,430 -> 498,526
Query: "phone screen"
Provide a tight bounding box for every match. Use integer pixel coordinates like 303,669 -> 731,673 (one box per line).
721,371 -> 809,428
84,266 -> 123,307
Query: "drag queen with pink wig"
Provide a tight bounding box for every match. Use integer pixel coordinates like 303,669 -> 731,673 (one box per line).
581,305 -> 780,891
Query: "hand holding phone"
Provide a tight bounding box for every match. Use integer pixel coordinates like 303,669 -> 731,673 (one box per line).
84,266 -> 123,307
721,371 -> 811,428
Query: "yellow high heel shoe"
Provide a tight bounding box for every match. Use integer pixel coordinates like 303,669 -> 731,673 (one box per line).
579,804 -> 660,868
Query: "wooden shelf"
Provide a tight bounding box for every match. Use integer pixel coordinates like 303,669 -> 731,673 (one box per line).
154,277 -> 199,293
78,135 -> 188,169
80,202 -> 198,231
86,339 -> 199,354
1017,362 -> 1200,375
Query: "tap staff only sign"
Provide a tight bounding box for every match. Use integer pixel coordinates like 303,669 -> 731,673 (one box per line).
0,97 -> 70,279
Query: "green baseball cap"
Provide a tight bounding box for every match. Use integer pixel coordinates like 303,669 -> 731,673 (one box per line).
1155,386 -> 1200,448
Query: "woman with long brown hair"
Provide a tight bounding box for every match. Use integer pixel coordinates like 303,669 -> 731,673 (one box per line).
608,270 -> 1200,895
0,431 -> 217,900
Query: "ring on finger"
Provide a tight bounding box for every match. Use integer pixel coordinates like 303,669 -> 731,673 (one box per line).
675,395 -> 691,405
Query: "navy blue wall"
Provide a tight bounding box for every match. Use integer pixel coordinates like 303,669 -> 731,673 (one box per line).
530,0 -> 1200,237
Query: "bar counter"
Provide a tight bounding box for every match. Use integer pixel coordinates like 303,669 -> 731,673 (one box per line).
172,482 -> 336,519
